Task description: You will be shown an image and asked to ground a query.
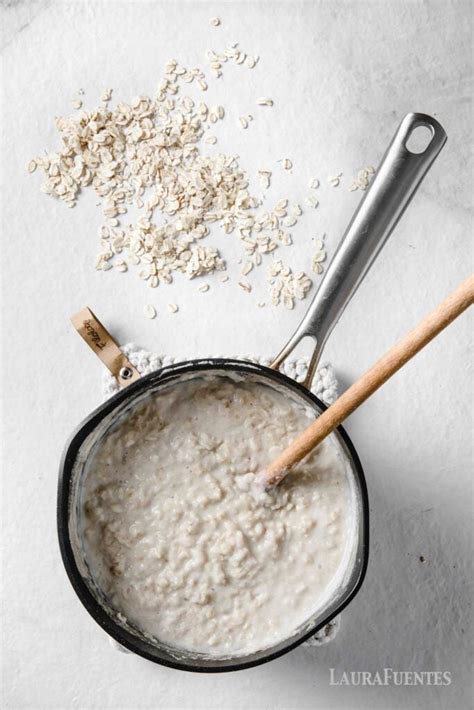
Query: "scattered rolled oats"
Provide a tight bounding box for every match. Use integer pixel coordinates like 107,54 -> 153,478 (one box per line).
267,260 -> 312,309
168,303 -> 179,313
144,304 -> 157,319
278,231 -> 292,246
312,250 -> 326,273
205,42 -> 256,78
257,170 -> 272,190
70,99 -> 82,110
311,235 -> 327,274
238,281 -> 252,292
328,173 -> 343,187
210,16 -> 221,26
30,44 -> 361,313
348,165 -> 376,191
308,177 -> 320,189
101,88 -> 113,102
306,195 -> 319,209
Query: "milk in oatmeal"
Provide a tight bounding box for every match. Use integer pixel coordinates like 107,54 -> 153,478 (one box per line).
80,375 -> 357,656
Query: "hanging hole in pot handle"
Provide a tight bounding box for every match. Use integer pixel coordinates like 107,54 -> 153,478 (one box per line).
405,122 -> 435,154
270,113 -> 447,389
70,307 -> 141,387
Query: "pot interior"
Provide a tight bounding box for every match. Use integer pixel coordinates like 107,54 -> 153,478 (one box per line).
59,359 -> 369,671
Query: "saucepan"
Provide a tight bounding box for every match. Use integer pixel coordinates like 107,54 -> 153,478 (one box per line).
58,113 -> 446,672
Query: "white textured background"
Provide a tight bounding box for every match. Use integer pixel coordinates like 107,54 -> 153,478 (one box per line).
1,1 -> 472,709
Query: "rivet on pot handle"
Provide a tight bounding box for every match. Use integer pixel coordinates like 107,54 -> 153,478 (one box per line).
270,113 -> 447,388
71,307 -> 141,387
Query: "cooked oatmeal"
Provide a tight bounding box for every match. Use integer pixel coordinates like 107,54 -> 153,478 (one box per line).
80,375 -> 357,656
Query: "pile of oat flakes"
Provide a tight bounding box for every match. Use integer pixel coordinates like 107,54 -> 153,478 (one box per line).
28,24 -> 374,315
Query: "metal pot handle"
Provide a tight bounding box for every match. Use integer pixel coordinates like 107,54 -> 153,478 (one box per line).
270,112 -> 447,387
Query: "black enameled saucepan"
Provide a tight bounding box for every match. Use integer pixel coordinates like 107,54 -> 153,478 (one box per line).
58,114 -> 446,672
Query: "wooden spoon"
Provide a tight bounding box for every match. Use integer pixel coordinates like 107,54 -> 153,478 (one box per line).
261,275 -> 474,489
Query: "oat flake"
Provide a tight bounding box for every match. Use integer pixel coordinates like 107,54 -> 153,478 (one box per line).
144,304 -> 157,319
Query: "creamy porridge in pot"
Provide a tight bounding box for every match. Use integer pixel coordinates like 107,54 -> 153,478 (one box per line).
80,375 -> 357,657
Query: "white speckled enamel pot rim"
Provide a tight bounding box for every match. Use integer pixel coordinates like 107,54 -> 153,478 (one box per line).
58,114 -> 446,671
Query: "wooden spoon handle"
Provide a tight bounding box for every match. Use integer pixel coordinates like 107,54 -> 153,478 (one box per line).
262,275 -> 474,488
